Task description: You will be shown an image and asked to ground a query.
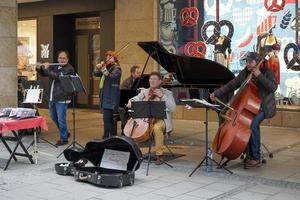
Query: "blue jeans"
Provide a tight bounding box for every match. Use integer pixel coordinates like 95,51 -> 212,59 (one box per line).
249,110 -> 265,160
49,101 -> 69,141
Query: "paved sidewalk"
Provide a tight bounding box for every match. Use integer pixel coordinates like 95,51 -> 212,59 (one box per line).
0,109 -> 299,200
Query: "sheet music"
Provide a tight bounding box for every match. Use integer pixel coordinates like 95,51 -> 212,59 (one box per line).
100,149 -> 130,171
180,98 -> 219,107
192,98 -> 220,107
24,89 -> 41,103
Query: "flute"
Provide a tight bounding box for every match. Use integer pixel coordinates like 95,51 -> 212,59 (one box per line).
25,63 -> 67,71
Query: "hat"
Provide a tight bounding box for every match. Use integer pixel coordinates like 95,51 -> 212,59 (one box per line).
240,52 -> 262,64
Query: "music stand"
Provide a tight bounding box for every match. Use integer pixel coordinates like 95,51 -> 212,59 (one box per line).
57,74 -> 86,158
23,82 -> 56,163
131,101 -> 173,176
181,99 -> 233,176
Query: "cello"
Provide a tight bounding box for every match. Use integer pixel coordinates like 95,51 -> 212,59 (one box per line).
123,88 -> 161,143
212,59 -> 264,161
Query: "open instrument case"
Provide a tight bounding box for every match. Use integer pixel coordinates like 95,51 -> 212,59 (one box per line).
55,136 -> 143,188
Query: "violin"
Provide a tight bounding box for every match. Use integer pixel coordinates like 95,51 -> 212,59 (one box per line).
95,43 -> 130,70
212,60 -> 264,161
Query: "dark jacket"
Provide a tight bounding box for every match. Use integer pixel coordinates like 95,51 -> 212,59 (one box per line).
38,63 -> 75,102
120,76 -> 134,89
214,67 -> 277,119
93,64 -> 122,111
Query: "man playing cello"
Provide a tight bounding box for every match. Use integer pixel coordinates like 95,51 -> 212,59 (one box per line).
127,71 -> 176,165
210,52 -> 277,169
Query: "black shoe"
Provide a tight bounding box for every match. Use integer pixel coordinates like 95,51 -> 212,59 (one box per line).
155,155 -> 165,165
56,140 -> 68,146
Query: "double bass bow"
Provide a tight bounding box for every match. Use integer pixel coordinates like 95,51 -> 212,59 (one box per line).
212,59 -> 265,161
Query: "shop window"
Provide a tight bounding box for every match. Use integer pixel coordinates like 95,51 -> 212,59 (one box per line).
17,19 -> 37,80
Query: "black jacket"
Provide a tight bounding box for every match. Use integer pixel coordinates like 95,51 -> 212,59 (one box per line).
214,67 -> 277,119
120,76 -> 134,89
93,64 -> 122,111
38,63 -> 75,102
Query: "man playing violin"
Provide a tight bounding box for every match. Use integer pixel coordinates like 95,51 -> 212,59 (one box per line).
36,50 -> 74,146
127,71 -> 176,165
94,50 -> 122,139
210,52 -> 277,168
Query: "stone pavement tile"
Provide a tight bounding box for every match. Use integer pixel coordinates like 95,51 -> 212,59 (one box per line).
48,181 -> 112,195
58,189 -> 103,200
140,179 -> 175,189
1,187 -> 63,200
153,181 -> 201,198
1,194 -> 47,200
78,184 -> 113,195
186,188 -> 224,199
267,192 -> 299,200
232,191 -> 270,200
156,175 -> 188,184
22,182 -> 66,192
45,175 -> 75,186
202,182 -> 240,192
280,188 -> 300,196
131,193 -> 170,200
217,177 -> 249,186
121,185 -> 155,195
92,190 -> 137,200
170,194 -> 207,200
246,185 -> 281,195
188,175 -> 221,185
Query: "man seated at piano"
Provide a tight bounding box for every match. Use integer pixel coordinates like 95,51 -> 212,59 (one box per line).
120,65 -> 141,89
127,71 -> 176,165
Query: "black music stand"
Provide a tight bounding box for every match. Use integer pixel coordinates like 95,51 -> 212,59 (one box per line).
57,75 -> 86,158
131,101 -> 173,176
182,99 -> 233,176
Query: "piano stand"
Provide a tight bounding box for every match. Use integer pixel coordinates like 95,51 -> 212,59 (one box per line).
189,108 -> 233,177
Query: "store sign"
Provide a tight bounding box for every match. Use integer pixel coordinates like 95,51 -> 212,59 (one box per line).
75,17 -> 100,30
40,43 -> 50,59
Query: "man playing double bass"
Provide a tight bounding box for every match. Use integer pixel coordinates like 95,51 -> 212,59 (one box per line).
210,52 -> 277,169
127,71 -> 176,165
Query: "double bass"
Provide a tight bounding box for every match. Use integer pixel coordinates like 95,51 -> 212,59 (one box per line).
123,88 -> 161,143
212,60 -> 264,161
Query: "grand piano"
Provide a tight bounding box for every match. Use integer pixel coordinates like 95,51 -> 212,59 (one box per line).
119,41 -> 235,108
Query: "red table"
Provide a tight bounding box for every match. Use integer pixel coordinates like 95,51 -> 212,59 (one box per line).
0,116 -> 48,170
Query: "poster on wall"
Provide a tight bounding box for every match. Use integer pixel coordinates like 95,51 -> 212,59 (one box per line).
159,0 -> 207,101
203,0 -> 299,99
159,0 -> 204,57
159,0 -> 299,103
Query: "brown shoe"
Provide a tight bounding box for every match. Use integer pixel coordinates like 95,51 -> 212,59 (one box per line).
244,159 -> 261,169
155,155 -> 164,165
243,157 -> 251,164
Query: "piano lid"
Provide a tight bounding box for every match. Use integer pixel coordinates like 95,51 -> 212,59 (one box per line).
138,41 -> 235,86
